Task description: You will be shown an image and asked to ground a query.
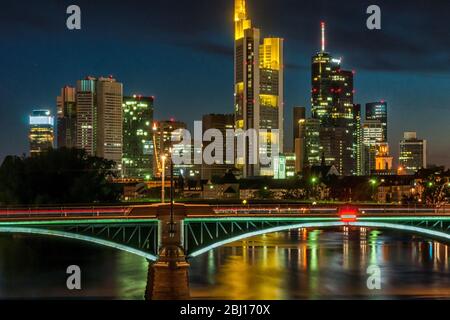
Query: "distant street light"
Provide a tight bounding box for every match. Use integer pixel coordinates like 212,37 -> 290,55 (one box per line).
161,155 -> 167,203
311,177 -> 317,200
370,178 -> 378,202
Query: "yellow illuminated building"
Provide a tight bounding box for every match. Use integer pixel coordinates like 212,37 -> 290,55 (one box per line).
375,143 -> 394,174
234,0 -> 284,177
234,0 -> 252,40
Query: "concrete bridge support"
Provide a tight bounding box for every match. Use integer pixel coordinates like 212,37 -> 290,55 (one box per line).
146,204 -> 190,300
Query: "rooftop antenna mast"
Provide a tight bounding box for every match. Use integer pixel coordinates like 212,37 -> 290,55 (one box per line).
321,21 -> 326,52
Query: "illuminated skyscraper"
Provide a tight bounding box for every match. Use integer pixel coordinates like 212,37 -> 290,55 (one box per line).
310,22 -> 355,175
234,0 -> 284,177
362,120 -> 383,175
76,77 -> 97,156
96,77 -> 123,167
363,120 -> 384,146
29,109 -> 54,156
152,120 -> 187,178
75,76 -> 123,168
122,95 -> 154,180
56,86 -> 77,148
304,118 -> 321,167
366,101 -> 388,142
353,104 -> 363,175
399,132 -> 427,174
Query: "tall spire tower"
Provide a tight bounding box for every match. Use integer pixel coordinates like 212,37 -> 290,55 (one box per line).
309,22 -> 357,176
235,0 -> 251,40
233,0 -> 284,178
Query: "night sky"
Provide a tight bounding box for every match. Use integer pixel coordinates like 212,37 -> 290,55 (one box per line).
0,0 -> 449,167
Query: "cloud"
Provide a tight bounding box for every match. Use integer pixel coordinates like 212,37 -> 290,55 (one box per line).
2,0 -> 448,75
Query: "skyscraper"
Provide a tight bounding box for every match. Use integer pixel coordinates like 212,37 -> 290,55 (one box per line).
76,77 -> 97,156
353,104 -> 363,175
310,22 -> 355,176
293,106 -> 306,150
201,114 -> 235,180
75,76 -> 123,168
234,0 -> 284,178
362,120 -> 384,175
304,118 -> 321,167
293,107 -> 306,173
96,77 -> 123,167
122,95 -> 154,180
152,120 -> 187,178
56,86 -> 77,149
399,132 -> 427,174
29,109 -> 54,156
366,102 -> 388,142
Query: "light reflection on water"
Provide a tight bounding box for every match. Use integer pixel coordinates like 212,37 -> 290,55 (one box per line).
0,227 -> 449,299
189,227 -> 450,300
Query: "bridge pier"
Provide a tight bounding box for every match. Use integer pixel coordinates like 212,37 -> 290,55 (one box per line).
146,204 -> 190,300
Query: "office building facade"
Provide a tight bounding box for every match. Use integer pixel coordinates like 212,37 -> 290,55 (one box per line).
366,102 -> 388,142
399,132 -> 427,174
310,22 -> 355,176
122,95 -> 154,180
56,86 -> 77,149
152,120 -> 187,178
74,76 -> 123,168
234,0 -> 284,177
29,109 -> 54,156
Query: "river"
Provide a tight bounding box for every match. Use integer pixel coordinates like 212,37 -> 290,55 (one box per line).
0,227 -> 449,299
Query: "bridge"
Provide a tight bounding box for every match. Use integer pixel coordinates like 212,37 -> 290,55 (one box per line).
1,204 -> 450,299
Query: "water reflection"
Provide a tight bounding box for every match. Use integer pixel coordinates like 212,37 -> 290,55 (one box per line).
0,227 -> 449,299
189,227 -> 450,299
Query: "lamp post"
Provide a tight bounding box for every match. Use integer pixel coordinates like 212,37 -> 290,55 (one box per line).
161,155 -> 166,203
311,177 -> 317,200
370,178 -> 377,202
169,148 -> 175,238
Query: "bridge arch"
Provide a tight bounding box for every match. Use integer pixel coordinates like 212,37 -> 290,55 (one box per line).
0,227 -> 158,261
187,221 -> 450,259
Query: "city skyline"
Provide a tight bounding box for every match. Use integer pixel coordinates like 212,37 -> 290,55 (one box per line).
1,0 -> 449,167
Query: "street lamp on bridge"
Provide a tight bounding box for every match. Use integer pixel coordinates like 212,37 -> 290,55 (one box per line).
161,155 -> 167,203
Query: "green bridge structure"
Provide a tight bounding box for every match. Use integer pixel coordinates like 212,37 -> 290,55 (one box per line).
1,203 -> 449,299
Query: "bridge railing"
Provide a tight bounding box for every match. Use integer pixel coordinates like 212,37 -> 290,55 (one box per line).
0,207 -> 130,219
211,204 -> 450,215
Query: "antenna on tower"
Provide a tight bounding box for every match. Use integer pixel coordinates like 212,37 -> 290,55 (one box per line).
321,21 -> 326,52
